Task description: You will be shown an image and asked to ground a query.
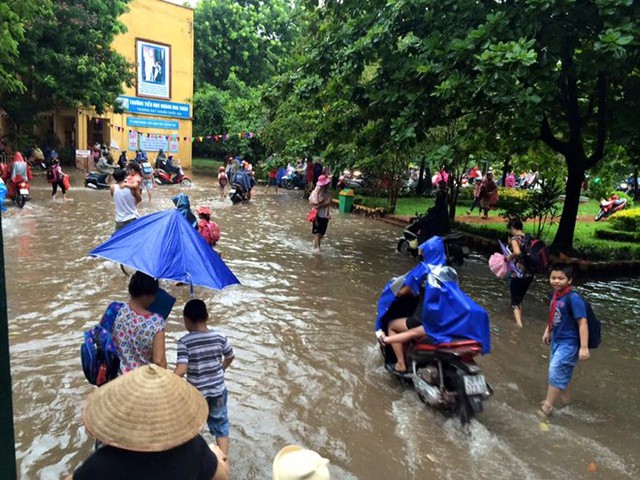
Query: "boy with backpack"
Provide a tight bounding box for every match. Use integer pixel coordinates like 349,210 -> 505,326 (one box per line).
539,263 -> 596,419
174,299 -> 234,457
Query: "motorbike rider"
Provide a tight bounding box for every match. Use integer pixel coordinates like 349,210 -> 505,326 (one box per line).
162,154 -> 182,176
96,152 -> 115,183
376,236 -> 491,371
5,152 -> 33,199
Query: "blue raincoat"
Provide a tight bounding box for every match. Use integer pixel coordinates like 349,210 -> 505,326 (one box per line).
172,193 -> 198,228
375,236 -> 491,354
0,182 -> 7,212
232,170 -> 253,192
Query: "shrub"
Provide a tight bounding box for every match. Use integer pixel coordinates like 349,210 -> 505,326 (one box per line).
594,228 -> 640,242
609,208 -> 640,232
497,188 -> 531,220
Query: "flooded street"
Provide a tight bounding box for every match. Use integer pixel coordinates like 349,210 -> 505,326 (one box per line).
3,170 -> 640,479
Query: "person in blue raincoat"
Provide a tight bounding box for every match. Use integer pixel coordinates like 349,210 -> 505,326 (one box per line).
172,193 -> 198,229
376,237 -> 491,373
0,179 -> 7,212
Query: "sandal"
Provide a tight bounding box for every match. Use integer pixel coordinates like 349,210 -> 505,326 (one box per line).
537,401 -> 553,420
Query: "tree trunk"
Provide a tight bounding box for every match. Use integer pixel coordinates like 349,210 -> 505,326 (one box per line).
501,157 -> 510,186
633,166 -> 639,200
551,162 -> 585,252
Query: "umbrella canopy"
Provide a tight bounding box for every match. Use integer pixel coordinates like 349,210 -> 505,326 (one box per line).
89,209 -> 240,290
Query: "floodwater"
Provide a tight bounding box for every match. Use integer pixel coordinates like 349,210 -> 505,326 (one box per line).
2,171 -> 639,479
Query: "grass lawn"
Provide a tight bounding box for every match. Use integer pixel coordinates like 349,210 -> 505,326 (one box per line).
192,157 -> 224,172
360,194 -> 639,261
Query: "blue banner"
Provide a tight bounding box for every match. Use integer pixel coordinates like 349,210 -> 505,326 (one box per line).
126,117 -> 180,130
117,96 -> 191,119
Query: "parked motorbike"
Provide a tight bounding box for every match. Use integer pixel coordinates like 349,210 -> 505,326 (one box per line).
154,168 -> 191,187
12,180 -> 31,208
337,170 -> 365,190
281,170 -> 306,190
379,335 -> 492,424
85,172 -> 111,190
595,195 -> 627,221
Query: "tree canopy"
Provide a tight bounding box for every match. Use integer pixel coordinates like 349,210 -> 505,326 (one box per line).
265,0 -> 640,250
0,0 -> 133,137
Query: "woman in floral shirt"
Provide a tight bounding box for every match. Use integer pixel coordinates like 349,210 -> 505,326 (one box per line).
112,272 -> 166,373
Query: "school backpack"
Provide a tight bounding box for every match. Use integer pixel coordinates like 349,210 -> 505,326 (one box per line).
81,302 -> 124,386
218,172 -> 228,187
141,162 -> 153,179
199,220 -> 221,246
568,293 -> 602,349
521,235 -> 550,274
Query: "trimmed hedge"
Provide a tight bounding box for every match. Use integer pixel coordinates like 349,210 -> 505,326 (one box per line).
609,208 -> 640,232
594,228 -> 640,242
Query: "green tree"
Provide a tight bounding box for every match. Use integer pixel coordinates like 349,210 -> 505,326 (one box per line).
194,0 -> 298,89
1,0 -> 133,137
0,0 -> 48,95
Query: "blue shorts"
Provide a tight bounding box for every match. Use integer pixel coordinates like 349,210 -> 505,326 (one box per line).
207,389 -> 229,438
548,341 -> 579,389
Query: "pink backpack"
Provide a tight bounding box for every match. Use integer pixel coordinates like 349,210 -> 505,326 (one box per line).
199,220 -> 221,246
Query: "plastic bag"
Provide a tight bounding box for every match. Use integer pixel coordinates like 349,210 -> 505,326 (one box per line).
307,208 -> 318,222
62,174 -> 71,191
489,252 -> 508,278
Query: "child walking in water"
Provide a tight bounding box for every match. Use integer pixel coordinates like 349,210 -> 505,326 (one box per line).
539,263 -> 590,419
174,299 -> 234,457
218,166 -> 228,199
197,206 -> 221,248
49,158 -> 68,201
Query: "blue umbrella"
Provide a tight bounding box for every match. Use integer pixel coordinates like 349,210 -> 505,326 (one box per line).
89,209 -> 240,290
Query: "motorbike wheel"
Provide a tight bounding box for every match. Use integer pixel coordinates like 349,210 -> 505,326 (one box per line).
16,194 -> 26,208
457,392 -> 474,425
282,179 -> 295,190
594,209 -> 605,222
397,239 -> 410,255
180,178 -> 192,188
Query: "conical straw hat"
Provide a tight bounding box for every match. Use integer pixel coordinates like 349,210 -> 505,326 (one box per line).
83,365 -> 208,452
273,445 -> 331,480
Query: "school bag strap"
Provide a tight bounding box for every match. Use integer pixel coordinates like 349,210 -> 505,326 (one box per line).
100,301 -> 125,331
565,291 -> 601,349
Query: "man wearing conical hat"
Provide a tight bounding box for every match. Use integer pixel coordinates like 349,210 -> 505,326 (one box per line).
64,365 -> 228,480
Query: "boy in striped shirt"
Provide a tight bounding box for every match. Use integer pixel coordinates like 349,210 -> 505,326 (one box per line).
174,299 -> 234,456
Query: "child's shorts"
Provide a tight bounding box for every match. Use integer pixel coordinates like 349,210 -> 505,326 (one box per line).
206,389 -> 229,438
141,178 -> 153,190
548,341 -> 579,389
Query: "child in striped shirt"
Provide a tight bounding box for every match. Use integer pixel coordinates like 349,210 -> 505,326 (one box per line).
174,299 -> 234,456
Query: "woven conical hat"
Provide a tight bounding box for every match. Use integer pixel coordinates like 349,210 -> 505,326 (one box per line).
83,365 -> 207,452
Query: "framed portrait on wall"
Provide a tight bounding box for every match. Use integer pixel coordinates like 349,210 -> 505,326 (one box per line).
136,39 -> 171,99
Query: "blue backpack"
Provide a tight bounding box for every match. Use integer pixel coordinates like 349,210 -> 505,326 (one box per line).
81,302 -> 124,386
568,293 -> 601,349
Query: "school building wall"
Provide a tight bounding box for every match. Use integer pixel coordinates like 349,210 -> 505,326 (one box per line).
60,0 -> 195,168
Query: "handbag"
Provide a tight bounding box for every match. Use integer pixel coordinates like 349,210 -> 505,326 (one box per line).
488,252 -> 508,278
306,208 -> 318,222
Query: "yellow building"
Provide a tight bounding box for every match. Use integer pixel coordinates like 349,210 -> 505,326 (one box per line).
52,0 -> 195,168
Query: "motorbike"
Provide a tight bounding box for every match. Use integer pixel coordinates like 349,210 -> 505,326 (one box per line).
397,212 -> 467,265
281,170 -> 306,190
85,172 -> 111,190
595,195 -> 627,221
337,170 -> 365,190
379,335 -> 492,424
229,181 -> 250,204
12,180 -> 31,208
154,168 -> 191,187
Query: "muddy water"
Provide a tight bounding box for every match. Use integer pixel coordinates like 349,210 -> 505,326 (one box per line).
3,171 -> 639,479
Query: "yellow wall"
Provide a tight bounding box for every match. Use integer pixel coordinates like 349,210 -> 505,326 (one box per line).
76,0 -> 194,167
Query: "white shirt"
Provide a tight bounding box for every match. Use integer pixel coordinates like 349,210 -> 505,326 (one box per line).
113,184 -> 138,222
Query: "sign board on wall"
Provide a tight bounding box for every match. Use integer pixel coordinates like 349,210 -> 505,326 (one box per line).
127,117 -> 179,130
128,131 -> 138,151
117,96 -> 190,119
136,39 -> 171,99
139,134 -> 169,152
169,135 -> 179,153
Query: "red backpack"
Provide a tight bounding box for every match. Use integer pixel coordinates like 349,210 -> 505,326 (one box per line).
199,220 -> 221,246
521,235 -> 550,274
